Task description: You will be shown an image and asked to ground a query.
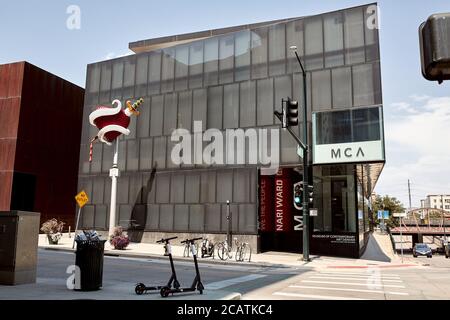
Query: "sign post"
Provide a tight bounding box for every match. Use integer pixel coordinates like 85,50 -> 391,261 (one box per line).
73,190 -> 89,249
393,212 -> 407,263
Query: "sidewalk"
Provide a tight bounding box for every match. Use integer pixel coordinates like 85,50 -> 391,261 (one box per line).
39,233 -> 421,270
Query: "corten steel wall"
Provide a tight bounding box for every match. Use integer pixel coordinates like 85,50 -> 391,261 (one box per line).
0,61 -> 85,227
0,62 -> 24,211
77,3 -> 382,252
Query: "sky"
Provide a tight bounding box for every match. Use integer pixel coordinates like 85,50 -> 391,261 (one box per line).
1,0 -> 450,208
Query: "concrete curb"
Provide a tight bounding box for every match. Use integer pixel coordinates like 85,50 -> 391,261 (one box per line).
39,245 -> 291,269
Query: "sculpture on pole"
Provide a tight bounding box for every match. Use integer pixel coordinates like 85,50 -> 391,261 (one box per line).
88,98 -> 144,236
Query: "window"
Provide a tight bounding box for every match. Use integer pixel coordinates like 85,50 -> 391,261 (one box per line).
189,41 -> 204,89
178,91 -> 192,131
332,67 -> 352,108
123,55 -> 136,99
234,30 -> 251,81
175,45 -> 189,91
163,93 -> 177,135
344,8 -> 365,65
312,70 -> 331,110
239,81 -> 256,127
135,54 -> 149,97
314,106 -> 382,145
148,51 -> 161,95
256,78 -> 273,126
111,60 -> 124,100
269,23 -> 286,76
219,34 -> 234,84
251,27 -> 268,79
286,20 -> 304,74
304,17 -> 323,70
207,86 -> 223,129
324,12 -> 344,67
223,83 -> 239,129
204,38 -> 219,86
161,48 -> 175,93
353,63 -> 381,107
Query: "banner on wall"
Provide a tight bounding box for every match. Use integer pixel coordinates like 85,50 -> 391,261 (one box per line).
274,168 -> 293,232
259,175 -> 275,232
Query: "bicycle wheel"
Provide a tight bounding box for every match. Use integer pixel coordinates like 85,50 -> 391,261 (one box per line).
242,245 -> 252,262
235,247 -> 242,262
217,243 -> 229,261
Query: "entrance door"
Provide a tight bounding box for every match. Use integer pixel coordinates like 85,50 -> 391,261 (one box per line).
331,178 -> 347,232
10,172 -> 36,212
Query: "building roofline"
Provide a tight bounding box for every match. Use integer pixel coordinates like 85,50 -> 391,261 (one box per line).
129,2 -> 378,53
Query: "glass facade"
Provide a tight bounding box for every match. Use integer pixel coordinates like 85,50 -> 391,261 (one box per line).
78,3 -> 383,251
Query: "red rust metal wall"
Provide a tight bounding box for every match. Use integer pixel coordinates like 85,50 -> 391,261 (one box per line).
0,61 -> 84,227
0,62 -> 24,211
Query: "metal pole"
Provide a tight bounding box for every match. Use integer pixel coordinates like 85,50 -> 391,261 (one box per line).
408,179 -> 412,210
109,139 -> 119,237
293,50 -> 310,262
226,200 -> 231,247
400,216 -> 403,263
72,207 -> 81,249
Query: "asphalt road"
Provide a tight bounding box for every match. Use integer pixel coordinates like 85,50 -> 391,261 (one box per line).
244,254 -> 450,300
2,250 -> 450,300
0,249 -> 304,300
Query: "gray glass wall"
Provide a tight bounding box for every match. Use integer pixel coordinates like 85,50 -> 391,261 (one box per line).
78,4 -> 382,234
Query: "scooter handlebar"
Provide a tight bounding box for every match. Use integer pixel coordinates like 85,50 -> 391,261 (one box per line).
156,236 -> 178,244
181,237 -> 203,244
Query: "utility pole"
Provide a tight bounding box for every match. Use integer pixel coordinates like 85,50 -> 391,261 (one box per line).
408,179 -> 412,210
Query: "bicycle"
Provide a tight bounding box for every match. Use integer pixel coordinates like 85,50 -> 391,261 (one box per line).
216,240 -> 233,260
234,238 -> 252,262
183,240 -> 199,257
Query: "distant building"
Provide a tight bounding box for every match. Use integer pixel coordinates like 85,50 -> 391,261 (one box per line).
421,195 -> 450,211
0,61 -> 84,226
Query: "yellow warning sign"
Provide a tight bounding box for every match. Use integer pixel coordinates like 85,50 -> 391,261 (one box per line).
75,190 -> 89,208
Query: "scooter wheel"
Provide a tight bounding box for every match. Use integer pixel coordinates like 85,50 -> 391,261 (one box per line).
135,283 -> 146,295
160,287 -> 170,298
199,289 -> 203,295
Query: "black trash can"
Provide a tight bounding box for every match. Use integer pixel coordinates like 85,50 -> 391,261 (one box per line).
74,239 -> 106,291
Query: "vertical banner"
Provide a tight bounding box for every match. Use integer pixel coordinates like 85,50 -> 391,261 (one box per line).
259,174 -> 275,232
274,168 -> 293,232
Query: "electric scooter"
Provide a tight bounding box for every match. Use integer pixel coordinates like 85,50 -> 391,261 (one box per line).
135,236 -> 180,295
160,237 -> 204,297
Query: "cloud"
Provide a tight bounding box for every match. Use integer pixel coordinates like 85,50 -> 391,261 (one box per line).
101,51 -> 134,61
375,95 -> 450,207
409,94 -> 431,102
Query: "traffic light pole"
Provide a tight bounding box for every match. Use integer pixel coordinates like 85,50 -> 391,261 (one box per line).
274,48 -> 310,262
294,50 -> 311,262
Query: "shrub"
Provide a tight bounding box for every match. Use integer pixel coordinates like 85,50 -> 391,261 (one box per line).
41,218 -> 65,234
109,226 -> 130,250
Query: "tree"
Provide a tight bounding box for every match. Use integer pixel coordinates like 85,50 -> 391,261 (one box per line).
372,194 -> 406,228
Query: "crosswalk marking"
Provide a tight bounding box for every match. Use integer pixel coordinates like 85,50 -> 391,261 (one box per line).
318,271 -> 400,278
301,280 -> 406,288
289,285 -> 409,296
317,272 -> 400,280
273,292 -> 368,300
205,274 -> 267,290
309,276 -> 403,283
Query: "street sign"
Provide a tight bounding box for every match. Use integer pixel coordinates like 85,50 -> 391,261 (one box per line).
309,208 -> 318,217
297,145 -> 304,158
393,212 -> 407,218
383,210 -> 390,219
377,210 -> 383,219
75,190 -> 89,208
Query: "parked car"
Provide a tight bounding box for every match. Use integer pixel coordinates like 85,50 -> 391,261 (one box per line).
413,243 -> 432,258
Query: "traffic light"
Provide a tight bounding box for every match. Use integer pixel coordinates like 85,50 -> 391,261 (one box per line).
307,185 -> 314,204
293,181 -> 303,210
286,98 -> 299,126
419,13 -> 450,84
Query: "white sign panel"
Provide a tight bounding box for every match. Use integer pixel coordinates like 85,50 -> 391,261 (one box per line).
313,140 -> 384,164
393,212 -> 407,218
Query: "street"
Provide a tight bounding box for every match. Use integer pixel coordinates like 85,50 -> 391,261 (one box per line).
1,250 -> 450,300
